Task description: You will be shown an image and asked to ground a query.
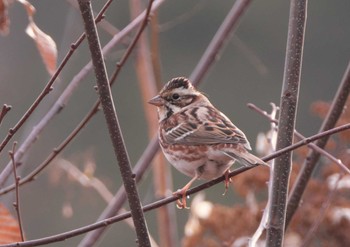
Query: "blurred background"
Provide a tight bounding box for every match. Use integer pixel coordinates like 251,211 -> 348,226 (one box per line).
0,0 -> 349,246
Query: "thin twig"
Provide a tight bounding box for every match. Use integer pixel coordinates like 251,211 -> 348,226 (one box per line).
248,103 -> 350,175
57,159 -> 160,247
77,137 -> 159,247
79,1 -> 253,245
265,0 -> 307,246
9,142 -> 24,242
0,0 -> 165,188
129,0 -> 175,246
0,104 -> 99,196
0,0 -> 114,155
2,123 -> 350,247
0,104 -> 12,127
0,0 -> 115,188
286,60 -> 350,227
78,0 -> 153,246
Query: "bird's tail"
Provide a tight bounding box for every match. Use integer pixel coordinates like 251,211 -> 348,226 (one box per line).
223,150 -> 270,168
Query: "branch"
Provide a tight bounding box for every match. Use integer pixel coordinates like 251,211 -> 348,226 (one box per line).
286,60 -> 350,226
266,0 -> 307,246
2,122 -> 350,247
77,1 -> 153,246
248,103 -> 350,175
0,0 -> 114,155
9,142 -> 24,242
0,0 -> 114,187
0,0 -> 164,188
78,1 -> 254,245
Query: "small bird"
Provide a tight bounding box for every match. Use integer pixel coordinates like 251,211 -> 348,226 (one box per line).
149,77 -> 267,208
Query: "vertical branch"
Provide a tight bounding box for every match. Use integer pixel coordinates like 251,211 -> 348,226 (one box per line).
286,61 -> 350,226
129,1 -> 177,246
78,1 -> 253,245
9,142 -> 24,242
77,1 -> 151,247
266,0 -> 307,246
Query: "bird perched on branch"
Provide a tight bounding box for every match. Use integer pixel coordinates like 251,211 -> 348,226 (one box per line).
149,77 -> 267,208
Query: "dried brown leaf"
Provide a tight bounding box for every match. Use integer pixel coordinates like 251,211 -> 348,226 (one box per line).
18,0 -> 57,76
0,0 -> 9,35
0,203 -> 23,244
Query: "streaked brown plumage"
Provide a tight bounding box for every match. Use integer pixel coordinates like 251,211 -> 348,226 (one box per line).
149,77 -> 267,208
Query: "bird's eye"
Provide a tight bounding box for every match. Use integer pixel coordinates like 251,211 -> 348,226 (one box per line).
172,93 -> 180,100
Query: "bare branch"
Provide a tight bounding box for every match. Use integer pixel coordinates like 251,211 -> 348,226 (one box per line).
0,0 -> 165,188
286,60 -> 350,226
265,0 -> 307,246
0,0 -> 114,187
79,1 -> 254,245
2,122 -> 350,247
9,142 -> 24,242
248,103 -> 350,175
77,0 -> 154,246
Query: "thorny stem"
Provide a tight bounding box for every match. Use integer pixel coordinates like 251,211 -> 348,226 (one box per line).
2,123 -> 350,247
286,60 -> 350,227
9,142 -> 24,242
266,0 -> 307,246
78,0 -> 152,246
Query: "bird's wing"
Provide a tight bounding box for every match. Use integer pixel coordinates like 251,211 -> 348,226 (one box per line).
163,108 -> 251,149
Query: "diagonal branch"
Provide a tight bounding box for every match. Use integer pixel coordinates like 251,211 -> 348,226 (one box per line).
77,0 -> 153,246
266,0 -> 307,246
286,60 -> 350,226
78,1 -> 254,245
248,103 -> 350,175
0,0 -> 165,189
2,122 -> 350,247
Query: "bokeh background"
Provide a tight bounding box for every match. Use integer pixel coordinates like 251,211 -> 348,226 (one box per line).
0,0 -> 349,246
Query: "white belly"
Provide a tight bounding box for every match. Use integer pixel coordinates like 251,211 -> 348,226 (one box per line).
163,147 -> 236,180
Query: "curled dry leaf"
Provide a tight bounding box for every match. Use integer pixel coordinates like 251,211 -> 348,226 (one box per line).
18,0 -> 57,76
0,203 -> 23,244
0,0 -> 9,35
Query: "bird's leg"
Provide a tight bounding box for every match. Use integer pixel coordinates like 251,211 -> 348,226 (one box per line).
173,174 -> 199,209
223,169 -> 232,196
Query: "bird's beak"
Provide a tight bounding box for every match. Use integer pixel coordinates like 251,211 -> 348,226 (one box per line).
148,95 -> 165,106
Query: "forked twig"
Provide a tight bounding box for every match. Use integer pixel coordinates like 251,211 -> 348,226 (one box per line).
0,0 -> 115,187
248,103 -> 350,175
0,0 -> 165,189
